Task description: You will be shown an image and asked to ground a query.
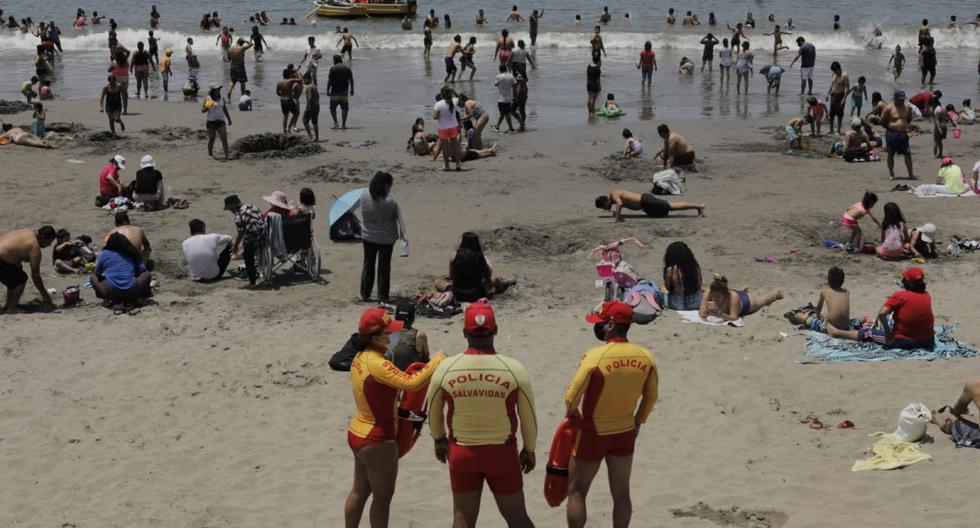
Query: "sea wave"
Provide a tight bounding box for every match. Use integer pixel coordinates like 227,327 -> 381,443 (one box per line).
2,27 -> 978,53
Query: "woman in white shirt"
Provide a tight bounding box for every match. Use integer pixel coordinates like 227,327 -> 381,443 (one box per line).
431,86 -> 462,171
202,84 -> 232,159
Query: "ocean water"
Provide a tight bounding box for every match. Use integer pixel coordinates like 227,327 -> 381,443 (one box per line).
2,0 -> 979,126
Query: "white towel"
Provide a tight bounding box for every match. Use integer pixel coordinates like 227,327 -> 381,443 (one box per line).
911,186 -> 977,198
677,310 -> 744,327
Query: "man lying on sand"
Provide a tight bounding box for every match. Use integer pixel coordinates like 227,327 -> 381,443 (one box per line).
0,225 -> 56,314
932,376 -> 980,435
595,190 -> 704,222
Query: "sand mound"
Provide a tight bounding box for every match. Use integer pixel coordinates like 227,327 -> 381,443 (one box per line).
0,100 -> 31,115
291,162 -> 371,184
231,133 -> 323,159
479,221 -> 593,258
582,154 -> 663,182
671,502 -> 788,528
45,122 -> 88,134
142,126 -> 208,142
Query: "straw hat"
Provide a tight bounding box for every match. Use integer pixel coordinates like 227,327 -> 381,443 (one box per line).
262,191 -> 291,210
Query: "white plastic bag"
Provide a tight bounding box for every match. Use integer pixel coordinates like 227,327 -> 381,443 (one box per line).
893,402 -> 931,442
651,169 -> 686,196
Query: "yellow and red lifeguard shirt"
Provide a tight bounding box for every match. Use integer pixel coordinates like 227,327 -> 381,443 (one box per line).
348,347 -> 443,442
564,339 -> 658,435
427,350 -> 537,450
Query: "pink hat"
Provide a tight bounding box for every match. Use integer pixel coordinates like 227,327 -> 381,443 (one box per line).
262,190 -> 291,210
941,157 -> 954,167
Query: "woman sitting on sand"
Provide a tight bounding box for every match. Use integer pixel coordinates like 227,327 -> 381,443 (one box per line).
91,233 -> 152,304
828,267 -> 934,350
407,118 -> 437,156
436,232 -> 517,303
699,274 -> 782,321
660,241 -> 703,310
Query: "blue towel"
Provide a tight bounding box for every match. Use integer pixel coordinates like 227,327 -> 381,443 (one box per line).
798,324 -> 979,364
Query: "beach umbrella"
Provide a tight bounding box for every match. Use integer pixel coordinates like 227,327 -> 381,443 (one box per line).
329,188 -> 365,227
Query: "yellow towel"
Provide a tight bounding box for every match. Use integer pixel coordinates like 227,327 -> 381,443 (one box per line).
852,433 -> 932,472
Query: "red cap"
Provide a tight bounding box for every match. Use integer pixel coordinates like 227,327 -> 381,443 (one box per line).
901,267 -> 925,282
586,301 -> 634,325
464,299 -> 497,335
358,307 -> 404,336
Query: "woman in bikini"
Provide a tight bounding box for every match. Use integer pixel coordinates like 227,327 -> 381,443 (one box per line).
699,275 -> 782,321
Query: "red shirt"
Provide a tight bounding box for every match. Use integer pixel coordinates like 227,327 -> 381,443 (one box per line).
884,289 -> 934,341
908,91 -> 932,109
99,163 -> 120,197
640,50 -> 655,68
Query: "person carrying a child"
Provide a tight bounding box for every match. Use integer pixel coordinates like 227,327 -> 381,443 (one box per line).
876,202 -> 909,260
841,191 -> 880,253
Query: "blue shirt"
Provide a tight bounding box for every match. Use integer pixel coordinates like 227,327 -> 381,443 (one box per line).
800,43 -> 816,68
95,249 -> 146,290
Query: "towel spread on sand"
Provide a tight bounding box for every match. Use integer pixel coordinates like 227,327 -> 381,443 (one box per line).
911,186 -> 977,198
677,310 -> 744,327
798,325 -> 978,364
852,433 -> 932,472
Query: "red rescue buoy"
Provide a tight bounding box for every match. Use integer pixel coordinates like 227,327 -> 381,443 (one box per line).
544,417 -> 578,507
396,362 -> 430,458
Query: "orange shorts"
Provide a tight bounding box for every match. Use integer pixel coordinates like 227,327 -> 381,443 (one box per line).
571,427 -> 637,463
437,127 -> 459,140
347,430 -> 388,453
448,441 -> 523,495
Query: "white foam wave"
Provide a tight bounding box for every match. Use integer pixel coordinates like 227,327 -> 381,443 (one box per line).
2,27 -> 978,53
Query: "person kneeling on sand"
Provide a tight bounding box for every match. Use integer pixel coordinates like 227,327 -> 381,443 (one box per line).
595,190 -> 705,223
0,225 -> 56,314
931,377 -> 980,437
825,267 -> 935,350
655,124 -> 696,168
182,219 -> 233,282
699,274 -> 782,321
785,266 -> 863,333
91,233 -> 152,305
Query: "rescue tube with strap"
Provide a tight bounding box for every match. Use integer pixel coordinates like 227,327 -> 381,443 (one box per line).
544,417 -> 578,507
396,361 -> 430,458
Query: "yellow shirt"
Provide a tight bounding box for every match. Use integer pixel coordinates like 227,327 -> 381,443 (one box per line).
427,350 -> 537,450
160,56 -> 172,74
565,339 -> 658,435
348,348 -> 442,441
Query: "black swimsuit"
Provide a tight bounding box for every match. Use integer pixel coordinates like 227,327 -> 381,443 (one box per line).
105,89 -> 122,112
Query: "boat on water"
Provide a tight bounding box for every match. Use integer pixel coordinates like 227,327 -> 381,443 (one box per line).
313,0 -> 418,18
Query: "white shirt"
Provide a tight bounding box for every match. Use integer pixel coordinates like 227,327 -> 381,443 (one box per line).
511,48 -> 527,64
305,46 -> 322,69
433,97 -> 460,129
495,72 -> 515,103
182,233 -> 232,281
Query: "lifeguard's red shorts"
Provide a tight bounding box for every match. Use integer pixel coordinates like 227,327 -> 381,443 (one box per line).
347,431 -> 387,453
571,428 -> 637,463
448,441 -> 523,495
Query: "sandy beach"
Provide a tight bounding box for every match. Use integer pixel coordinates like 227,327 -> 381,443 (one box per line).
2,94 -> 980,528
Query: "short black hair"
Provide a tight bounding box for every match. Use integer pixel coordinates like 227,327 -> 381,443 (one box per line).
189,219 -> 206,235
595,195 -> 611,209
114,210 -> 130,226
333,54 -> 343,64
828,266 -> 845,288
37,225 -> 56,240
299,187 -> 316,206
622,128 -> 632,138
55,228 -> 70,240
657,124 -> 670,135
499,64 -> 507,73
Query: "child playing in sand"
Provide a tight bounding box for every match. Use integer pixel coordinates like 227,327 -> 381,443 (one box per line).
806,96 -> 827,137
848,76 -> 868,117
604,93 -> 622,114
622,128 -> 643,158
785,266 -> 861,333
876,202 -> 909,260
841,191 -> 880,253
785,115 -> 812,149
959,99 -> 976,124
238,89 -> 252,111
20,76 -> 38,103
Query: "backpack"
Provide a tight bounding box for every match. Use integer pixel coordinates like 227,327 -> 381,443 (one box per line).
329,333 -> 360,371
623,280 -> 662,325
330,211 -> 362,242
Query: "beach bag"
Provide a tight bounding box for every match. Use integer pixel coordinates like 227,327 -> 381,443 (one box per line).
328,333 -> 359,372
893,402 -> 931,442
329,211 -> 362,242
623,280 -> 662,325
652,169 -> 686,195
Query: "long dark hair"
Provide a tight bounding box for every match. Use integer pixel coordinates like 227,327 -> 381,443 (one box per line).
663,241 -> 702,298
104,232 -> 142,269
880,202 -> 905,238
440,86 -> 455,113
451,232 -> 490,288
368,171 -> 393,200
